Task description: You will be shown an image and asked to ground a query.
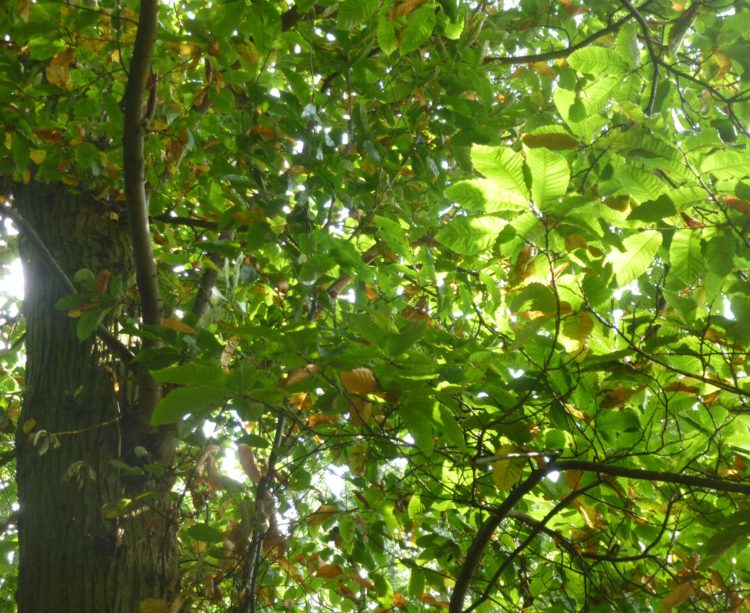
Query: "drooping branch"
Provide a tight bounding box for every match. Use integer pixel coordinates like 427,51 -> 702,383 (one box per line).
0,206 -> 135,365
449,459 -> 750,612
122,0 -> 161,412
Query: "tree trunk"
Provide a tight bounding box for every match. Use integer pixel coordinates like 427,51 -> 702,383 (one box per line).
14,183 -> 177,612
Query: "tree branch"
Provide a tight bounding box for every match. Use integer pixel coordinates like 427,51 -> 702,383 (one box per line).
123,0 -> 161,412
449,459 -> 750,612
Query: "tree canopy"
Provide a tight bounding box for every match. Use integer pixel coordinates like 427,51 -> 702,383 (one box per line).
2,0 -> 750,611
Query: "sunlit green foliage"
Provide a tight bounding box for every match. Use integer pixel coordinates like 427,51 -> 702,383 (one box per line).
2,0 -> 750,610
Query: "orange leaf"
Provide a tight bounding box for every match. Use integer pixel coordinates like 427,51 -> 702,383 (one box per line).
340,368 -> 380,395
46,48 -> 76,89
393,592 -> 408,607
237,443 -> 262,484
316,563 -> 343,579
161,317 -> 196,335
289,392 -> 312,410
309,413 -> 338,428
724,196 -> 750,217
95,269 -> 111,294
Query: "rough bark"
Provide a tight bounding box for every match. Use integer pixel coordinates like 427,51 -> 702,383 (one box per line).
14,183 -> 177,613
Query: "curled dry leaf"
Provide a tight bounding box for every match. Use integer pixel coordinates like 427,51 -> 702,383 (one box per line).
237,443 -> 262,484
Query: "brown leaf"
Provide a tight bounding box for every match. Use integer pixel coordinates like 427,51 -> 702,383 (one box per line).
237,444 -> 262,484
284,363 -> 319,387
95,269 -> 111,294
661,581 -> 694,613
340,368 -> 380,395
46,48 -> 76,89
17,0 -> 31,22
315,563 -> 343,579
724,196 -> 750,217
390,0 -> 431,19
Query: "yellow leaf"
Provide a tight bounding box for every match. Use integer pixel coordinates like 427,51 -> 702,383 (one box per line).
139,598 -> 169,613
349,397 -> 373,426
237,443 -> 262,484
46,48 -> 76,89
530,61 -> 555,77
564,469 -> 583,490
161,317 -> 196,335
316,563 -> 343,579
307,504 -> 339,526
573,499 -> 606,529
29,149 -> 47,164
340,368 -> 380,395
661,581 -> 694,613
22,418 -> 36,434
491,445 -> 524,491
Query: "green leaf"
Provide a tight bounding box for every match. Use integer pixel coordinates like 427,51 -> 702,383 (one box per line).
12,133 -> 30,174
339,0 -> 378,29
568,47 -> 629,76
606,230 -> 662,286
400,395 -> 435,455
668,229 -> 704,287
151,386 -> 226,425
491,445 -> 524,491
186,523 -> 224,543
377,6 -> 399,55
152,363 -> 228,388
471,145 -> 529,199
526,148 -> 569,209
400,4 -> 437,55
375,215 -> 411,259
445,179 -> 528,213
435,215 -> 507,255
76,307 -> 110,342
700,149 -> 750,180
